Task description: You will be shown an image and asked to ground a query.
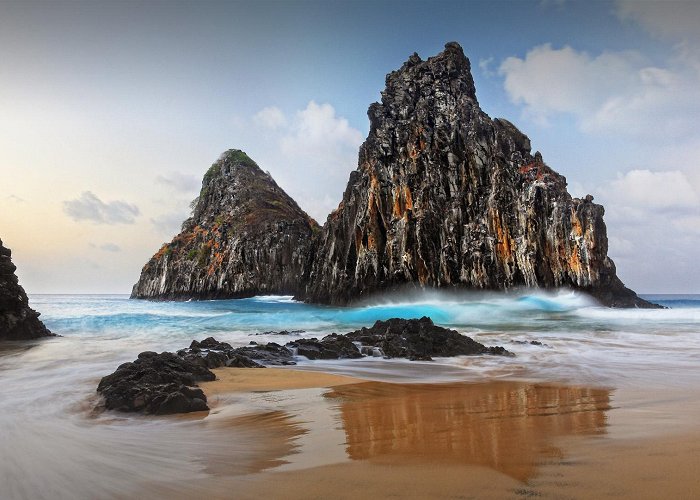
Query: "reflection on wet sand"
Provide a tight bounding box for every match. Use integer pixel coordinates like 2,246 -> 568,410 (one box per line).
325,381 -> 610,481
203,410 -> 307,475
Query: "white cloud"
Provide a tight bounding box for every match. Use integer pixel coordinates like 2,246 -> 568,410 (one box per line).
278,101 -> 364,219
674,215 -> 700,235
498,44 -> 700,136
246,101 -> 363,221
492,3 -> 700,293
478,57 -> 495,77
155,172 -> 199,193
63,191 -> 140,224
605,170 -> 699,211
594,169 -> 700,292
253,106 -> 287,130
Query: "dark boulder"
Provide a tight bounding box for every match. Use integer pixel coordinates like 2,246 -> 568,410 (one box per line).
96,351 -> 216,414
287,333 -> 362,360
344,317 -> 512,361
235,342 -> 296,365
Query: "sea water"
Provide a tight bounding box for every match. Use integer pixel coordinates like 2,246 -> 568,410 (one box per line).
1,291 -> 699,498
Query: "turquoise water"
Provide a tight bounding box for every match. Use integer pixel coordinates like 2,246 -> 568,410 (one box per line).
20,290 -> 700,386
1,291 -> 699,499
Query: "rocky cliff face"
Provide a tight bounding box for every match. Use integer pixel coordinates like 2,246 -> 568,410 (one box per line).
305,42 -> 652,308
0,238 -> 53,340
134,43 -> 653,308
131,150 -> 318,299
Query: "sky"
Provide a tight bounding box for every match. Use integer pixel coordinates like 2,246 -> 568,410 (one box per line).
1,0 -> 699,294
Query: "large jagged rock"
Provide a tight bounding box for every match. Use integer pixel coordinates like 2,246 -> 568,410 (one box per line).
131,150 -> 319,300
0,238 -> 53,340
305,42 -> 654,308
133,43 -> 655,308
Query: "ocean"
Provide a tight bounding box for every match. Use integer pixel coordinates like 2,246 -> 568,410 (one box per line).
1,291 -> 699,498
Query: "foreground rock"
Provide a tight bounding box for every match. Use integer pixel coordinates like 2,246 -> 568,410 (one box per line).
97,318 -> 510,414
0,238 -> 53,340
345,317 -> 511,361
97,351 -> 213,414
131,150 -> 318,300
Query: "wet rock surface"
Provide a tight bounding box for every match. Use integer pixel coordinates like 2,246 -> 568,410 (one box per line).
96,351 -> 214,415
345,317 -> 512,361
97,318 -> 511,414
287,334 -> 363,360
0,238 -> 53,340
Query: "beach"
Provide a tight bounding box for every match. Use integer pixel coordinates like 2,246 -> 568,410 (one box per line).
171,367 -> 700,499
1,293 -> 699,499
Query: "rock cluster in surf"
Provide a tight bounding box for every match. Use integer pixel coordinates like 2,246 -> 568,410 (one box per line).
0,238 -> 53,340
132,42 -> 654,308
97,317 -> 511,414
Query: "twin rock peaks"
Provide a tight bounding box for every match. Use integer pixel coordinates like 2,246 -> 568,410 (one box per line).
132,42 -> 654,308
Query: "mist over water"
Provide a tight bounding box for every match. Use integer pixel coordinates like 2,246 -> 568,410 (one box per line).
1,291 -> 699,498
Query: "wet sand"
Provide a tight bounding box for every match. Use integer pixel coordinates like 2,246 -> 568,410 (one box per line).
187,368 -> 700,499
201,367 -> 361,395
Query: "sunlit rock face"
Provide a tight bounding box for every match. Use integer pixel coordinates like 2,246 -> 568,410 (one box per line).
131,150 -> 318,300
134,43 -> 654,308
305,42 -> 653,307
0,238 -> 53,340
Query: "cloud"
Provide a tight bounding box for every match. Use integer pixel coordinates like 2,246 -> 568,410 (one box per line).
90,242 -> 121,252
593,169 -> 700,292
498,43 -> 700,137
478,57 -> 495,77
155,172 -> 200,193
253,106 -> 287,130
278,101 -> 364,219
63,191 -> 140,224
247,101 -> 363,221
6,194 -> 25,203
604,170 -> 699,212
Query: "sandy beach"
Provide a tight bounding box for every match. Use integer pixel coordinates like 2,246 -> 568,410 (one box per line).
186,367 -> 700,499
4,294 -> 699,500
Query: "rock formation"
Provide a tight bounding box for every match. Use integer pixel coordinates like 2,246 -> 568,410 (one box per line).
305,42 -> 653,308
134,43 -> 655,308
97,318 -> 511,414
131,150 -> 318,299
0,238 -> 53,340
